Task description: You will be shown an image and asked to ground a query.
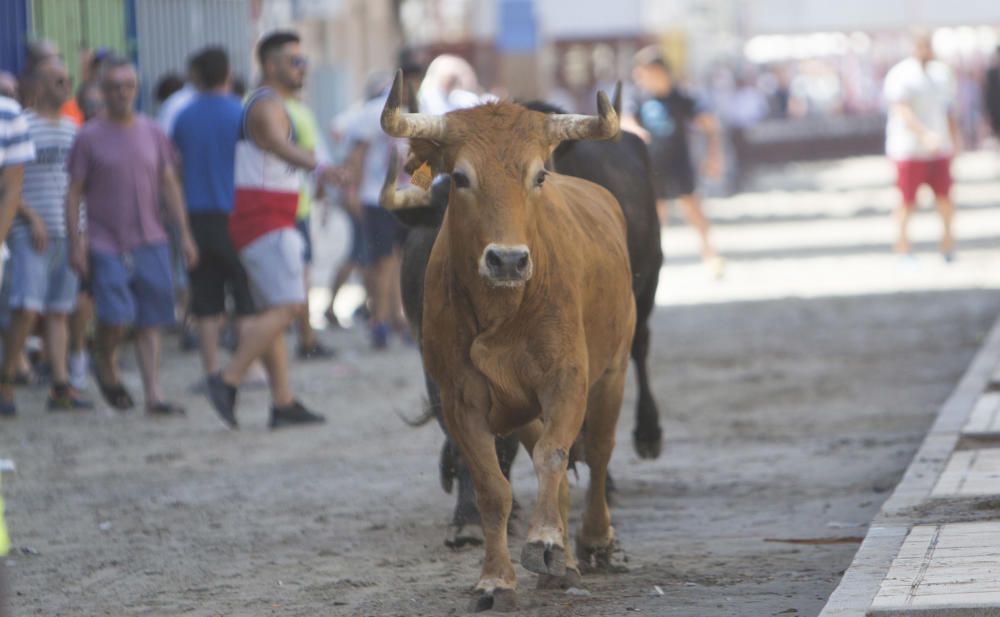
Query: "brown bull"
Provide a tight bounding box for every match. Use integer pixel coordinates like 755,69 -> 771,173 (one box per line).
381,71 -> 636,611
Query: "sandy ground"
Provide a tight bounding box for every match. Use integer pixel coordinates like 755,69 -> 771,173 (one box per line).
3,153 -> 1000,617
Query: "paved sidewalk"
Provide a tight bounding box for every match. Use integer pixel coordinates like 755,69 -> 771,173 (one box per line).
821,314 -> 1000,616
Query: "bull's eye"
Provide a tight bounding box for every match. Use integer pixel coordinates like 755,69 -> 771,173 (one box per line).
452,171 -> 471,189
534,170 -> 547,188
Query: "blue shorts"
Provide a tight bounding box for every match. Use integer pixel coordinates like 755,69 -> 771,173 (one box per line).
348,213 -> 368,266
295,218 -> 313,264
363,206 -> 404,264
90,243 -> 176,328
5,232 -> 79,313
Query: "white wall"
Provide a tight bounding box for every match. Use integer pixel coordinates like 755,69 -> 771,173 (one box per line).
535,0 -> 643,39
745,0 -> 1000,35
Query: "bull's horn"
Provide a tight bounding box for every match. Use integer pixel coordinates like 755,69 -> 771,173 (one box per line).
544,88 -> 620,143
611,80 -> 622,117
381,69 -> 448,141
380,152 -> 432,211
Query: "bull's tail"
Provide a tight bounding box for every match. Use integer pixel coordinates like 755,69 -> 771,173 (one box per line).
395,399 -> 437,427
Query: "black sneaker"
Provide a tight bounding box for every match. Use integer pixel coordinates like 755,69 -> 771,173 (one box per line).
296,342 -> 336,361
269,400 -> 325,429
206,373 -> 238,428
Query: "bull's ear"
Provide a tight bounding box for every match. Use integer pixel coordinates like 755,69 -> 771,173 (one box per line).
390,178 -> 449,228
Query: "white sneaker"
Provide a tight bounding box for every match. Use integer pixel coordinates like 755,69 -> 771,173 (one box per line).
69,351 -> 89,391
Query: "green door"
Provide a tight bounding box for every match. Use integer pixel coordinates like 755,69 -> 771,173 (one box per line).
30,0 -> 126,88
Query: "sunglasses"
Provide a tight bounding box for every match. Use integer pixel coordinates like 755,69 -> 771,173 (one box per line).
289,55 -> 308,69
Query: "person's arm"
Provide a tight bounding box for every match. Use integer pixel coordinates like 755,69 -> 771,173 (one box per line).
0,165 -> 23,243
161,164 -> 198,269
247,96 -> 318,171
18,200 -> 47,252
65,178 -> 87,276
342,141 -> 367,218
694,111 -> 724,179
947,110 -> 962,155
892,101 -> 941,150
619,113 -> 651,144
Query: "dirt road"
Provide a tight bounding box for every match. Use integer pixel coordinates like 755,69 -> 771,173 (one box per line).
3,154 -> 1000,616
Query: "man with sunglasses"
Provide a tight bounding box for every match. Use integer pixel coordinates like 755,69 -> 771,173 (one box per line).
65,56 -> 198,416
206,31 -> 342,429
0,58 -> 92,414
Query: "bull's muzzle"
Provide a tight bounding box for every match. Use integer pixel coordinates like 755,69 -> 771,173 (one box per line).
480,244 -> 533,286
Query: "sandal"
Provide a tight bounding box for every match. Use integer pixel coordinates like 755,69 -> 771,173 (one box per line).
92,370 -> 134,410
47,383 -> 94,412
0,378 -> 16,417
147,401 -> 186,416
90,350 -> 134,410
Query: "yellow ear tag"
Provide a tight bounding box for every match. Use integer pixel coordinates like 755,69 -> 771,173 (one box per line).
411,162 -> 433,191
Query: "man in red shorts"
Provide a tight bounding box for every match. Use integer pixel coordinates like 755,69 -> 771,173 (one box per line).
883,31 -> 960,260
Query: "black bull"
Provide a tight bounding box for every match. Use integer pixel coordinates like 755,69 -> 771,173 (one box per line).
394,102 -> 663,546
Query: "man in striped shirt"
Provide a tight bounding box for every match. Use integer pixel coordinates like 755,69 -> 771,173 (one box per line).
0,94 -> 36,418
0,58 -> 92,415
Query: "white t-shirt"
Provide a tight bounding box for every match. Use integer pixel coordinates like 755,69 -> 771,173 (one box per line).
345,92 -> 398,207
883,57 -> 956,160
157,84 -> 197,136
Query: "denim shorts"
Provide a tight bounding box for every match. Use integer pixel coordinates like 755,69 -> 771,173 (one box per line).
239,227 -> 306,309
5,232 -> 79,314
90,243 -> 176,328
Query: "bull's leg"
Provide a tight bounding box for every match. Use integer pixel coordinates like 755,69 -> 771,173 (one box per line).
631,317 -> 662,459
520,369 -> 588,578
442,390 -> 519,612
433,374 -> 520,549
578,365 -> 627,572
516,421 -> 581,590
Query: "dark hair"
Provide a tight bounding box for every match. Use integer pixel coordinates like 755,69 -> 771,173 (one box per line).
633,45 -> 671,73
257,31 -> 300,67
154,72 -> 184,103
99,55 -> 135,81
193,47 -> 229,89
230,74 -> 247,98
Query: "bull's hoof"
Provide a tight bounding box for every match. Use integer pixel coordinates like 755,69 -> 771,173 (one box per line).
520,541 -> 566,577
632,425 -> 662,459
577,538 -> 629,574
445,524 -> 484,549
469,588 -> 519,612
536,566 -> 581,590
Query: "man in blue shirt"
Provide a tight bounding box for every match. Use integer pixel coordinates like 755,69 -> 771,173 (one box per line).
171,47 -> 254,378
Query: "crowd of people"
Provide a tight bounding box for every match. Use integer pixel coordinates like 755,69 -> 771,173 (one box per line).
0,29 -> 999,429
0,32 -> 428,428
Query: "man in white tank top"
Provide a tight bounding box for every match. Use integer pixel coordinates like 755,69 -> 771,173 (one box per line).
206,31 -> 343,429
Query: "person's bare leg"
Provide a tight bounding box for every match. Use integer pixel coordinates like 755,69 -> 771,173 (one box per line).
371,257 -> 394,326
677,193 -> 718,260
388,251 -> 407,331
95,323 -> 126,385
134,327 -> 165,407
44,313 -> 71,385
260,332 -> 294,408
655,198 -> 669,227
894,201 -> 915,254
934,195 -> 955,256
196,315 -> 224,375
1,310 -> 38,399
69,293 -> 93,356
297,265 -> 316,348
325,261 -> 356,325
220,305 -> 297,386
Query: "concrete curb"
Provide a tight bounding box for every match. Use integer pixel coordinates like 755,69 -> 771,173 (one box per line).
819,313 -> 1000,617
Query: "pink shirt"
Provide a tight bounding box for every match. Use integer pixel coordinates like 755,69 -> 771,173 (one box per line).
67,115 -> 173,254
